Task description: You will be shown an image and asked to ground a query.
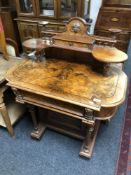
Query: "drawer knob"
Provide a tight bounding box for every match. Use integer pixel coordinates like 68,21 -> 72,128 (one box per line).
69,42 -> 73,46
111,18 -> 119,22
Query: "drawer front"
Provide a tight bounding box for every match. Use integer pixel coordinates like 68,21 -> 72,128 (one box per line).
40,24 -> 58,32
12,89 -> 84,118
17,21 -> 39,42
96,8 -> 131,30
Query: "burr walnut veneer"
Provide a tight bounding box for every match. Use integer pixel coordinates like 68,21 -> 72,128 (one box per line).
6,18 -> 128,158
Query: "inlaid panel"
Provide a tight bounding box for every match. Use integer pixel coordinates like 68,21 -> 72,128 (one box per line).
6,59 -> 127,109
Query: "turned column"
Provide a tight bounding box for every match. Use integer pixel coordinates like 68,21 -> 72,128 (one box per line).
27,104 -> 46,140
28,105 -> 39,131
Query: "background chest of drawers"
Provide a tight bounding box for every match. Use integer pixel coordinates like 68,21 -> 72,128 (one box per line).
95,2 -> 131,52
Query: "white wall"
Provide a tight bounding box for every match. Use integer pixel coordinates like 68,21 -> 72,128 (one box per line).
89,0 -> 103,34
84,0 -> 89,15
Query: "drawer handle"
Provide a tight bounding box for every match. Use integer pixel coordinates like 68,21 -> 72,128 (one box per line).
69,42 -> 73,46
111,18 -> 119,22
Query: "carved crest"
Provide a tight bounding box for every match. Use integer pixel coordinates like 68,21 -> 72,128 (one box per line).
71,23 -> 81,33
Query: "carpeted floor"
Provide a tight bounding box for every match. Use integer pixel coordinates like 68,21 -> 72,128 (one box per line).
127,136 -> 131,174
127,137 -> 131,175
0,44 -> 131,175
116,77 -> 131,175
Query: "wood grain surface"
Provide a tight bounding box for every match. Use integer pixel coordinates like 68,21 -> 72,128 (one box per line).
92,46 -> 128,63
6,58 -> 127,109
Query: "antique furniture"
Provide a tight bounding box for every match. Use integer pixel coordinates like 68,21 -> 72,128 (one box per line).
95,1 -> 131,52
15,0 -> 90,46
0,14 -> 19,58
6,38 -> 20,57
0,16 -> 8,59
6,18 -> 128,158
0,0 -> 21,52
0,56 -> 25,137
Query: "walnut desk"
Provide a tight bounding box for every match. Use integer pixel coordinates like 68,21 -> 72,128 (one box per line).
6,18 -> 128,158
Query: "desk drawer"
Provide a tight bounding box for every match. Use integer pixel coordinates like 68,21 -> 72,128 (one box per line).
12,88 -> 117,121
16,90 -> 84,118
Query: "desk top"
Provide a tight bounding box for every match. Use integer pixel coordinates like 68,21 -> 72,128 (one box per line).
6,59 -> 127,111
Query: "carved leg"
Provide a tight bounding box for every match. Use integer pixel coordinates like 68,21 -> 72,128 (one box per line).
28,105 -> 46,140
0,95 -> 15,137
79,120 -> 100,158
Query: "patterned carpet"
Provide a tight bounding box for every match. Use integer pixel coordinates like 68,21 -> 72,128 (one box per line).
127,137 -> 131,174
115,80 -> 131,175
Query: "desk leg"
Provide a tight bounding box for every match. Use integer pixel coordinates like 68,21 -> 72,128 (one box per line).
0,95 -> 15,137
28,105 -> 46,140
79,120 -> 100,158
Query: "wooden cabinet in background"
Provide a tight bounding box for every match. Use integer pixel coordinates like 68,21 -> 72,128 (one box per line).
102,0 -> 131,7
15,0 -> 88,47
15,0 -> 84,19
0,9 -> 17,42
0,0 -> 21,53
0,0 -> 9,6
95,5 -> 131,52
36,0 -> 57,19
17,21 -> 39,42
15,0 -> 36,17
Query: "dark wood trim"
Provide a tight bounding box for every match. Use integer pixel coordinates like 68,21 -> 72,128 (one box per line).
15,0 -> 36,17
6,38 -> 19,56
57,0 -> 84,20
36,0 -> 57,19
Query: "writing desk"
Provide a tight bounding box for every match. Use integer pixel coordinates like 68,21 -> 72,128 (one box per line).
6,18 -> 128,158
